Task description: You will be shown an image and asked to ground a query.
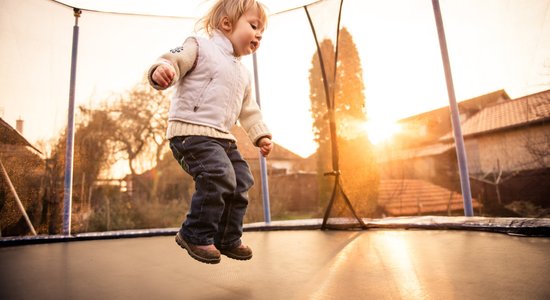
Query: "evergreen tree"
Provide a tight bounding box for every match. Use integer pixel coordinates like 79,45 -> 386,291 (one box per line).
335,28 -> 366,136
309,39 -> 335,209
308,27 -> 380,217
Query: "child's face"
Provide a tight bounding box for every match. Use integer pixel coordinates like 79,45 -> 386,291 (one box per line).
225,6 -> 264,57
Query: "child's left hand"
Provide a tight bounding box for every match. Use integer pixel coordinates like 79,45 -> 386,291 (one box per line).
258,137 -> 273,157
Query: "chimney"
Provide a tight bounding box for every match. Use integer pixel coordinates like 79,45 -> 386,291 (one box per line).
16,117 -> 23,134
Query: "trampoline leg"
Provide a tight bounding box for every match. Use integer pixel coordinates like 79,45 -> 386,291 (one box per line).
321,174 -> 367,230
321,176 -> 339,229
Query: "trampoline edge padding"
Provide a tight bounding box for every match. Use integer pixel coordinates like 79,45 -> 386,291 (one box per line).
0,228 -> 179,246
244,216 -> 550,236
1,216 -> 549,246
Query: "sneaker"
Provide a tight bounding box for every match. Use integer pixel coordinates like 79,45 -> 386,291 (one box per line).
219,244 -> 253,261
175,232 -> 221,264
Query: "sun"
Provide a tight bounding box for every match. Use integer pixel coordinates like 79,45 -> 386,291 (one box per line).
362,119 -> 402,145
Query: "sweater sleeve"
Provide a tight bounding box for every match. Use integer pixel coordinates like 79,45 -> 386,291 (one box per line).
147,37 -> 198,90
239,84 -> 272,146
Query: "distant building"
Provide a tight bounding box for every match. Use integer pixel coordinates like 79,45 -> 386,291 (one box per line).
230,125 -> 312,174
379,89 -> 550,214
441,89 -> 550,207
232,126 -> 320,220
0,118 -> 44,236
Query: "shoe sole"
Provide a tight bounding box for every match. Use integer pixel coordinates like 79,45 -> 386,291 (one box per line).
175,233 -> 221,264
220,250 -> 253,261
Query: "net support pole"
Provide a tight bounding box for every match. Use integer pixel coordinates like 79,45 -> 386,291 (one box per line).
0,158 -> 37,235
252,52 -> 271,224
62,8 -> 81,235
432,0 -> 474,216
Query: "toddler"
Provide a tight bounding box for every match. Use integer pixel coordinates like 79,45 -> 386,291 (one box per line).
148,0 -> 272,264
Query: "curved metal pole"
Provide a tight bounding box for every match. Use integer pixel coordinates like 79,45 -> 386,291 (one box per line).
253,53 -> 271,224
304,6 -> 338,173
62,8 -> 81,235
332,0 -> 344,85
305,2 -> 366,229
432,0 -> 474,216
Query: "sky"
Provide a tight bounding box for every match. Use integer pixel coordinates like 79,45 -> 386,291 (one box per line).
1,0 -> 550,163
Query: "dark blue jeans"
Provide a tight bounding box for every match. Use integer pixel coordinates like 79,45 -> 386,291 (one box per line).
169,135 -> 254,250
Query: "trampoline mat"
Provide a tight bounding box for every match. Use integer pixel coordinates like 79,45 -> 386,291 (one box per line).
1,229 -> 549,299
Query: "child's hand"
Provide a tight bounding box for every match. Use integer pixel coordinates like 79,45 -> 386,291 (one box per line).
152,63 -> 176,88
258,137 -> 273,157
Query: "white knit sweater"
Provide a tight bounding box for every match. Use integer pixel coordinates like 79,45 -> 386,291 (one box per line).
148,31 -> 271,146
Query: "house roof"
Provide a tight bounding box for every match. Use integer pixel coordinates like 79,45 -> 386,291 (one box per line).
0,118 -> 41,153
399,89 -> 509,124
231,125 -> 303,161
378,179 -> 481,216
377,143 -> 454,162
441,89 -> 550,141
394,90 -> 510,148
384,89 -> 550,162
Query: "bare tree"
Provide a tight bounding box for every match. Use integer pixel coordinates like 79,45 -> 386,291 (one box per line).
109,78 -> 170,176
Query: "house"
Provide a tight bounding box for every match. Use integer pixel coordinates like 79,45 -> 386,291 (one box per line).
230,125 -> 311,174
440,89 -> 550,175
380,89 -> 550,214
0,118 -> 44,236
394,90 -> 510,148
379,91 -> 510,187
440,89 -> 550,207
231,126 -> 320,219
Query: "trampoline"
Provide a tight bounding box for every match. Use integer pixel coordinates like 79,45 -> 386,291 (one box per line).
1,217 -> 549,300
2,1 -> 550,299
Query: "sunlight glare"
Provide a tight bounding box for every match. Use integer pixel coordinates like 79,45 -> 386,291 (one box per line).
362,119 -> 401,145
375,232 -> 425,299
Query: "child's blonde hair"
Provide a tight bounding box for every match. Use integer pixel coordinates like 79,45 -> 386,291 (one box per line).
198,0 -> 268,36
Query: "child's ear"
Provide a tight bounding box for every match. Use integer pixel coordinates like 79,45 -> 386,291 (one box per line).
220,16 -> 232,32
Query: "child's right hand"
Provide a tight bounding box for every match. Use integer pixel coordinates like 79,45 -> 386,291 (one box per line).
152,63 -> 176,88
258,137 -> 273,157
